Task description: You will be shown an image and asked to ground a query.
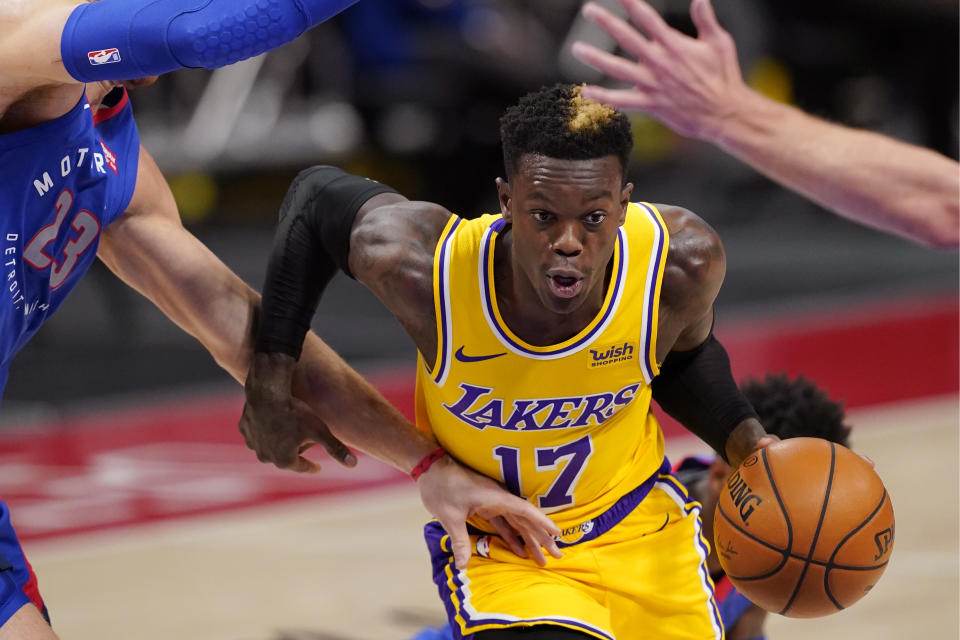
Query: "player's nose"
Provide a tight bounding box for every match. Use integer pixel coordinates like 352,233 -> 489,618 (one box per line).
551,223 -> 582,257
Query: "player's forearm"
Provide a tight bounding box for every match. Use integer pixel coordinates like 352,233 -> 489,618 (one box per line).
111,241 -> 261,384
58,0 -> 359,82
291,334 -> 439,473
713,88 -> 960,248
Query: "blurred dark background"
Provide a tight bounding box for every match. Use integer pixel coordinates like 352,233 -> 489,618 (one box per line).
2,0 -> 956,422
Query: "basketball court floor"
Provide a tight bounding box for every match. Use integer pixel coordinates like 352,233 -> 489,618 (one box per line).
6,394 -> 953,640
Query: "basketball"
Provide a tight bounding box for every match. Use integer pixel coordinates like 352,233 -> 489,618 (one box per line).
714,437 -> 895,618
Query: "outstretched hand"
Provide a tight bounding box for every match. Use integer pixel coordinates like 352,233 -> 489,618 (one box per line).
240,352 -> 357,473
572,0 -> 747,142
417,455 -> 563,570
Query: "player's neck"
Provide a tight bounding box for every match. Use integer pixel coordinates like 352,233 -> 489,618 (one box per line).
493,233 -> 608,346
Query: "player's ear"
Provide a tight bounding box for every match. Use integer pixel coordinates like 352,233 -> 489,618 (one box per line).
618,182 -> 633,225
496,177 -> 513,222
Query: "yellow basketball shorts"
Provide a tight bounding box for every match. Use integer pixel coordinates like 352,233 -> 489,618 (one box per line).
424,463 -> 723,640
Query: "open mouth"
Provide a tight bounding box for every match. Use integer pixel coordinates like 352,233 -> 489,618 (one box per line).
547,274 -> 583,299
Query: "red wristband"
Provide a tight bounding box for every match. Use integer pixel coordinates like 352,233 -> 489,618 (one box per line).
410,447 -> 446,481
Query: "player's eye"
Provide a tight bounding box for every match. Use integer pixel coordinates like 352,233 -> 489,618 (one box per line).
531,210 -> 554,223
583,212 -> 606,226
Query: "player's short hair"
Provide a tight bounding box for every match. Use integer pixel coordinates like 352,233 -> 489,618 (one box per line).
499,83 -> 633,179
741,373 -> 852,446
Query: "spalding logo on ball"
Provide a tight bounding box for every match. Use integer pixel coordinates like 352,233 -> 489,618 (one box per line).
714,437 -> 895,618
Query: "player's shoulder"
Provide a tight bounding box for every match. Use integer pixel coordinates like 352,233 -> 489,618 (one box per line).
353,198 -> 454,251
349,198 -> 454,291
651,203 -> 724,289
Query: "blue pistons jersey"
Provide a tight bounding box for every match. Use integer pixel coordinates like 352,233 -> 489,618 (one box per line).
0,88 -> 140,400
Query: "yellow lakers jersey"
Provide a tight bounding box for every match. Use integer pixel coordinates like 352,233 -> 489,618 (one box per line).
415,203 -> 670,532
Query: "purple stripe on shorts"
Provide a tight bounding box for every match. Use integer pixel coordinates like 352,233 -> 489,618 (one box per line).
424,520 -> 471,640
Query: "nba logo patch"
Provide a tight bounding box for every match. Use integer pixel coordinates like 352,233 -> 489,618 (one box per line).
88,49 -> 121,66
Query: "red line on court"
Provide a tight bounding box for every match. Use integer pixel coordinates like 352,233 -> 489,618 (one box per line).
3,295 -> 955,541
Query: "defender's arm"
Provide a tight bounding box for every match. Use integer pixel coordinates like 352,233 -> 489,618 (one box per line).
651,206 -> 771,466
573,0 -> 959,249
1,0 -> 358,84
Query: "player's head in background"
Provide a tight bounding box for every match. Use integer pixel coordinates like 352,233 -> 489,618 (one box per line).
495,84 -> 635,316
742,373 -> 851,446
694,373 -> 852,548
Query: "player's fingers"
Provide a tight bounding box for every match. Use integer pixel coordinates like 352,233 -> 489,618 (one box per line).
294,403 -> 358,468
754,435 -> 780,451
498,496 -> 561,539
690,0 -> 724,40
257,440 -> 298,469
571,42 -> 657,89
579,85 -> 654,112
506,513 -> 563,561
488,516 -> 528,559
441,517 -> 473,570
582,2 -> 657,63
618,0 -> 679,47
313,432 -> 357,468
291,454 -> 322,474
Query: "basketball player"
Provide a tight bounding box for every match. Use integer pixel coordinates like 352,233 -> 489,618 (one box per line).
404,373 -> 853,640
0,1 -> 561,636
244,84 -> 775,639
571,0 -> 959,249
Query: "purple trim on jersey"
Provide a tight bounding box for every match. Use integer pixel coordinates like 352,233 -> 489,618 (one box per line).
480,222 -> 626,358
431,217 -> 463,384
636,203 -> 666,380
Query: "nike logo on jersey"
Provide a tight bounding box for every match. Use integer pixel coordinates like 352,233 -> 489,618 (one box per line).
454,346 -> 506,363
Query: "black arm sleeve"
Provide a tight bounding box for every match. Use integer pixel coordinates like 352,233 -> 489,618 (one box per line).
255,166 -> 396,358
651,333 -> 760,463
